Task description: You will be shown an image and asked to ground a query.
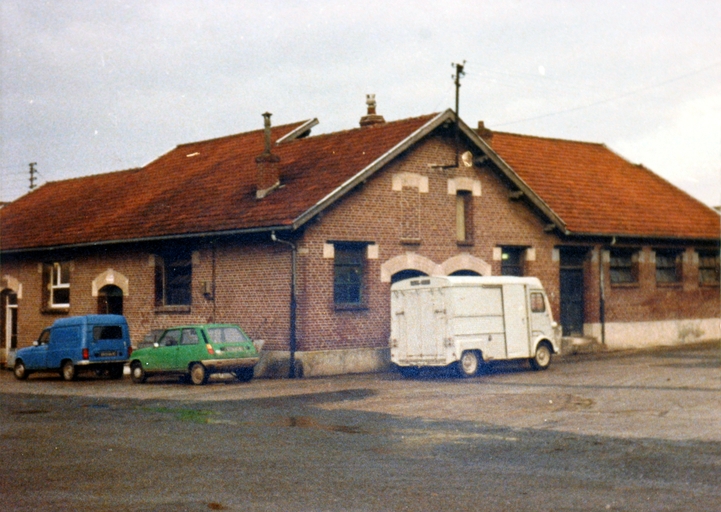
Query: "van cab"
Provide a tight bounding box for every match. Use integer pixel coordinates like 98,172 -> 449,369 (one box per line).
391,276 -> 560,377
13,315 -> 132,381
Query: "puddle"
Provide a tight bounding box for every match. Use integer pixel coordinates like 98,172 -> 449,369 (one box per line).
274,416 -> 367,435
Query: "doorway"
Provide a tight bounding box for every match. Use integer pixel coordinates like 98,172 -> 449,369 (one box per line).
559,248 -> 588,337
1,290 -> 18,366
98,285 -> 123,315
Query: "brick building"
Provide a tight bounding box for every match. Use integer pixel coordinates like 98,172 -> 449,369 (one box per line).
1,98 -> 719,375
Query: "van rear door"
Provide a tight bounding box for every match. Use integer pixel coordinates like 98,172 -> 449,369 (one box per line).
394,284 -> 447,365
503,284 -> 531,358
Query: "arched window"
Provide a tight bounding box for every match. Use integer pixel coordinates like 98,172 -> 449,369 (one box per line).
391,269 -> 428,285
98,285 -> 123,315
449,270 -> 481,277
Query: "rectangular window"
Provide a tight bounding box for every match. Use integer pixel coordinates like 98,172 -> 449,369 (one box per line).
530,292 -> 546,313
44,262 -> 70,308
609,249 -> 638,284
655,249 -> 681,284
334,244 -> 365,307
92,325 -> 123,341
155,250 -> 192,307
501,247 -> 524,276
456,191 -> 473,243
698,250 -> 720,285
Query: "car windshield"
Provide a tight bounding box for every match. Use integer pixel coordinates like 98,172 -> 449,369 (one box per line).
205,326 -> 250,344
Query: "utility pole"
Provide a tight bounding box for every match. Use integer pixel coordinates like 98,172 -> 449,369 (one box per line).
452,61 -> 466,167
29,162 -> 37,190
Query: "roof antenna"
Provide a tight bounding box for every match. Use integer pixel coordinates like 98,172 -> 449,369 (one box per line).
452,61 -> 465,168
430,61 -> 467,170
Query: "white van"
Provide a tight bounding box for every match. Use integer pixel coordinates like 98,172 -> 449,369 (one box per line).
390,276 -> 560,377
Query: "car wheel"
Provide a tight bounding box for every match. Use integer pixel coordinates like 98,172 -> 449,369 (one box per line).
397,365 -> 420,378
189,363 -> 209,385
530,343 -> 552,371
109,364 -> 124,380
13,360 -> 29,380
458,351 -> 480,378
61,360 -> 77,381
130,361 -> 147,384
233,368 -> 254,382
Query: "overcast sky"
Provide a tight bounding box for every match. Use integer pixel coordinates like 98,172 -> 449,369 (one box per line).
2,1 -> 720,208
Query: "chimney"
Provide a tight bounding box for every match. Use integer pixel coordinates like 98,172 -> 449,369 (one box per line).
256,112 -> 281,199
476,121 -> 493,141
359,94 -> 385,127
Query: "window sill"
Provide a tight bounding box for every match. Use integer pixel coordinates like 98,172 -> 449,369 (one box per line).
334,304 -> 369,312
155,305 -> 191,314
656,282 -> 682,288
400,238 -> 421,245
42,307 -> 70,315
457,240 -> 474,247
699,282 -> 720,287
610,282 -> 639,288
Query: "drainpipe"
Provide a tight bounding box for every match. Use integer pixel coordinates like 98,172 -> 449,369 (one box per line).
271,231 -> 298,378
599,245 -> 606,345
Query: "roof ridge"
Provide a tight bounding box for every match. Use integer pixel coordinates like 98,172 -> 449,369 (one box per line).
298,113 -> 440,142
491,129 -> 606,147
176,120 -> 313,148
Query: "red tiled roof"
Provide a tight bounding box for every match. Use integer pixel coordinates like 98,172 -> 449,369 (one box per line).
0,115 -> 437,251
486,131 -> 720,240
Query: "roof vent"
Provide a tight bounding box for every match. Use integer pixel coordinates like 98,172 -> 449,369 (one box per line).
359,94 -> 385,127
256,112 -> 281,199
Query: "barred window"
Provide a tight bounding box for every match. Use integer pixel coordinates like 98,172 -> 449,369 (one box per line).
698,250 -> 720,285
610,249 -> 638,284
655,249 -> 681,284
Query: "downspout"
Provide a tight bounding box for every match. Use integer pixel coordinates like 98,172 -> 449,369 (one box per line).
271,231 -> 298,378
598,246 -> 606,345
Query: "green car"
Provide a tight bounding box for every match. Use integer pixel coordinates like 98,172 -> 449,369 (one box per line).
129,324 -> 260,385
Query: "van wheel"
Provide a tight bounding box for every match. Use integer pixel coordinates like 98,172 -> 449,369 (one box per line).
130,362 -> 147,384
13,360 -> 29,380
530,343 -> 552,371
190,363 -> 209,385
458,351 -> 480,378
61,361 -> 77,381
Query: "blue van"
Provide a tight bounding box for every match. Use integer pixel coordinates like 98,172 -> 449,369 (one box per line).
13,315 -> 132,381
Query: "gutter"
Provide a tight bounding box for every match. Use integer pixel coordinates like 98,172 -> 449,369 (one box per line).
0,225 -> 295,255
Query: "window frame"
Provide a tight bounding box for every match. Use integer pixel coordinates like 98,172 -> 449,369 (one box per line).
456,190 -> 473,244
698,250 -> 720,286
333,243 -> 367,309
500,247 -> 524,277
44,261 -> 71,310
154,250 -> 193,309
655,249 -> 682,285
609,248 -> 638,285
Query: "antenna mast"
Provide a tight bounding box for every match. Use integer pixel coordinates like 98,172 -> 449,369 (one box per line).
29,162 -> 37,190
452,61 -> 466,167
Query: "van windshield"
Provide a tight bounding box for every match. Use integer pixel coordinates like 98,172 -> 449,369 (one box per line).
205,327 -> 249,344
93,325 -> 123,341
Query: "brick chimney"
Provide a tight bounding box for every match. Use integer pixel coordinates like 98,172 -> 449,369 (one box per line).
477,121 -> 493,141
359,94 -> 385,127
256,112 -> 281,199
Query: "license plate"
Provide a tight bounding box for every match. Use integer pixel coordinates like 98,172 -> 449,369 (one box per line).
98,351 -> 118,357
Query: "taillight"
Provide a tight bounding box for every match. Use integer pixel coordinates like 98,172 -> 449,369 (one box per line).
206,344 -> 215,355
128,346 -> 133,357
82,348 -> 89,360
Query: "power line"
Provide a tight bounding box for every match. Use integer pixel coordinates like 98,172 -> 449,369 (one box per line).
493,61 -> 721,127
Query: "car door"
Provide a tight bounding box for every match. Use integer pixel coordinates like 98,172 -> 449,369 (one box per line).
22,329 -> 51,370
145,329 -> 181,371
176,328 -> 203,370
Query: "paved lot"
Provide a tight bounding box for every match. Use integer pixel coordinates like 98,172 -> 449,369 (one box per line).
1,343 -> 719,511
